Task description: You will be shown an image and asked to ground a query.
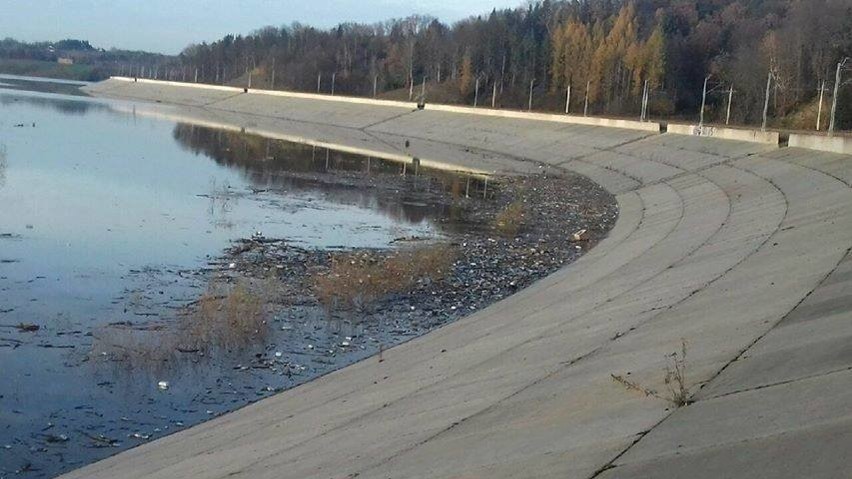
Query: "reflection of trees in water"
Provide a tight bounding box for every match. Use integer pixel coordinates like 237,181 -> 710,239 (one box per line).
172,123 -> 491,227
0,144 -> 6,188
0,93 -> 109,116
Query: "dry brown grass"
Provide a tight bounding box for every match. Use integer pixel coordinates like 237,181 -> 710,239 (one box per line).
494,200 -> 526,237
91,280 -> 270,365
314,244 -> 457,314
181,281 -> 266,351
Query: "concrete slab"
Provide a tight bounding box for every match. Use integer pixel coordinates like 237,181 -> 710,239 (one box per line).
606,369 -> 852,479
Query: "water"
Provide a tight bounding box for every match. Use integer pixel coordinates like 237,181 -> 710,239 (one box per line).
0,81 -> 480,477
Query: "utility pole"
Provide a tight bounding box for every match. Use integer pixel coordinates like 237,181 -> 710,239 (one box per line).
565,85 -> 571,114
373,75 -> 378,98
816,80 -> 826,131
194,68 -> 198,83
762,71 -> 773,132
474,77 -> 480,107
699,75 -> 710,128
317,72 -> 322,93
584,80 -> 590,117
726,84 -> 734,125
331,72 -> 336,96
528,79 -> 535,112
829,58 -> 850,136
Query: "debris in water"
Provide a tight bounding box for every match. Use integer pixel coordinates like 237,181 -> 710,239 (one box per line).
0,323 -> 40,332
157,380 -> 170,390
44,433 -> 69,443
571,229 -> 589,241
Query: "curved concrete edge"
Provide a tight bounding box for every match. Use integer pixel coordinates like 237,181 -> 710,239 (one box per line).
789,133 -> 852,155
92,77 -> 662,133
667,123 -> 780,145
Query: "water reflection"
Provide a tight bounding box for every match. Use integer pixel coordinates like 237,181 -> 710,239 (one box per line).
0,91 -> 109,115
172,123 -> 492,227
0,144 -> 6,188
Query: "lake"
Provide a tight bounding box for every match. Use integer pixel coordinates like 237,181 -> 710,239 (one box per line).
0,78 -> 477,477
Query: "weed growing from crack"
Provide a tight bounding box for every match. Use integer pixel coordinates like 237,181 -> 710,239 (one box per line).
611,340 -> 692,408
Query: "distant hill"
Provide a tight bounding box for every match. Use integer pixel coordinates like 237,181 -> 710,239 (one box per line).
0,38 -> 174,81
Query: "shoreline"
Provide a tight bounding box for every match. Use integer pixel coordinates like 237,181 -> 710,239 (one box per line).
0,82 -> 619,478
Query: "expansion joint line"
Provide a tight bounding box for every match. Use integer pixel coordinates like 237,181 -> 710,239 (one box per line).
352,348 -> 605,478
202,91 -> 248,108
586,159 -> 813,478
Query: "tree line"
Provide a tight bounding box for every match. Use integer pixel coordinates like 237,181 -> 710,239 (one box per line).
0,38 -> 174,81
171,0 -> 850,130
2,1 -> 850,129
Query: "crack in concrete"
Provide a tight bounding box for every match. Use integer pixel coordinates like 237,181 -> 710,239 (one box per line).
584,159 -> 852,478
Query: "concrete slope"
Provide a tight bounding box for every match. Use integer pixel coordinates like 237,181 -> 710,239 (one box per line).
64,80 -> 852,479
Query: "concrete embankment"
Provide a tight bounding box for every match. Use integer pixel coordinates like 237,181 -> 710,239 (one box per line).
65,78 -> 852,479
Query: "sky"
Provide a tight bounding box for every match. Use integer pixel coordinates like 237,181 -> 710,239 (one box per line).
1,0 -> 523,54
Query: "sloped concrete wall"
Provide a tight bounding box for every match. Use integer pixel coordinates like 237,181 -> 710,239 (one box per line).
64,78 -> 852,479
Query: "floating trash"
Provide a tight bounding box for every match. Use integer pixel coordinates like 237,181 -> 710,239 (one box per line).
157,380 -> 169,390
45,433 -> 69,443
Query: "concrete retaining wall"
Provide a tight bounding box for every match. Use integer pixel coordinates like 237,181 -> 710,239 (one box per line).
788,133 -> 852,155
667,123 -> 780,145
106,77 -> 661,133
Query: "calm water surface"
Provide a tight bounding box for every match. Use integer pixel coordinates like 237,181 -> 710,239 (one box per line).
0,81 -> 459,477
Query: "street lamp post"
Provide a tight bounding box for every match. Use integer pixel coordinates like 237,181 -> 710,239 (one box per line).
699,75 -> 710,128
829,57 -> 851,136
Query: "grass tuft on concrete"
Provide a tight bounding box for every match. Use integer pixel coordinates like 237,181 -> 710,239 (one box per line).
612,340 -> 692,408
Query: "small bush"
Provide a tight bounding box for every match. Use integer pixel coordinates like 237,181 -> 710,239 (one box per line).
183,281 -> 266,351
91,280 -> 269,365
314,244 -> 457,314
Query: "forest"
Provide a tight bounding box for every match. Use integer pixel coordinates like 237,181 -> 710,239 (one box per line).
172,0 -> 851,129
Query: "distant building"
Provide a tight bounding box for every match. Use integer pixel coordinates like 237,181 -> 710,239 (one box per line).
57,57 -> 74,65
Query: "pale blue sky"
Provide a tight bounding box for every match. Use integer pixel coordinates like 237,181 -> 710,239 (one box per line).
1,0 -> 522,54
